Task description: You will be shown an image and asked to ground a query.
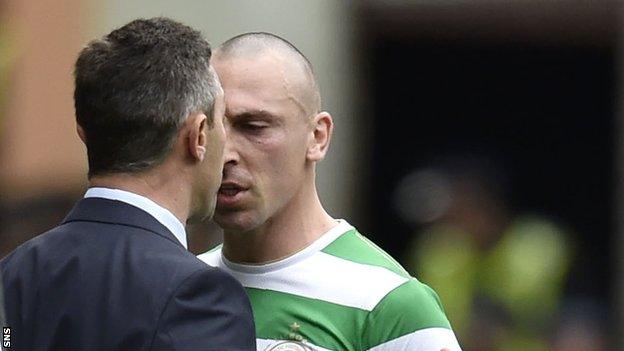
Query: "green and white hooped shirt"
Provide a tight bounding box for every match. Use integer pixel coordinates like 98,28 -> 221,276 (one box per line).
198,220 -> 462,351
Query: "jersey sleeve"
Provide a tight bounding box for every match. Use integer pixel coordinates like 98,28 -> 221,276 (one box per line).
362,278 -> 462,351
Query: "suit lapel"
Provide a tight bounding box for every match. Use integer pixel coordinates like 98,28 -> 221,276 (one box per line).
62,198 -> 184,248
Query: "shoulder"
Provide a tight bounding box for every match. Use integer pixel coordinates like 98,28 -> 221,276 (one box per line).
168,263 -> 248,302
321,226 -> 457,348
318,227 -> 415,310
153,265 -> 255,349
322,227 -> 411,278
1,220 -> 206,291
363,279 -> 457,350
1,223 -> 70,272
368,278 -> 451,329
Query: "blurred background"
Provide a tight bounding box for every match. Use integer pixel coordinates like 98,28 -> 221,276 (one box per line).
0,1 -> 622,350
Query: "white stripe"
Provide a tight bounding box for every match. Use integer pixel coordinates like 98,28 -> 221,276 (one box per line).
367,328 -> 462,351
256,338 -> 332,351
202,250 -> 408,311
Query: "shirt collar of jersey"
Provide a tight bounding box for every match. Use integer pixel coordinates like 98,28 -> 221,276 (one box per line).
220,219 -> 354,274
84,187 -> 187,249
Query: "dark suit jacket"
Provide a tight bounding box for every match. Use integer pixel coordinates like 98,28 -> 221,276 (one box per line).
1,197 -> 256,351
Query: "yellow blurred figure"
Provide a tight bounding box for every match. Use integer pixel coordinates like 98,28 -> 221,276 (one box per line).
411,216 -> 571,351
398,160 -> 572,351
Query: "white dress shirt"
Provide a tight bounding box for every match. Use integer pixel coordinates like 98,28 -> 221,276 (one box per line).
84,187 -> 187,249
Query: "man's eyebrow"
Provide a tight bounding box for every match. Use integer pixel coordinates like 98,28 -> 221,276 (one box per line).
227,110 -> 279,120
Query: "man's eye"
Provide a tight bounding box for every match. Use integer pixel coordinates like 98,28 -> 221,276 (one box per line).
243,123 -> 268,131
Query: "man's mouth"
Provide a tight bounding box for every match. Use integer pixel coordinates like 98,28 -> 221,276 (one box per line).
218,182 -> 248,199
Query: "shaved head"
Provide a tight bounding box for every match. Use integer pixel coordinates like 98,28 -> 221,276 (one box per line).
211,32 -> 334,236
214,32 -> 321,116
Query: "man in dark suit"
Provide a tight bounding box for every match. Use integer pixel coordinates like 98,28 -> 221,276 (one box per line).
0,17 -> 255,351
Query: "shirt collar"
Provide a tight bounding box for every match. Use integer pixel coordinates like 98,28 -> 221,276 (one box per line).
219,219 -> 354,274
84,187 -> 187,249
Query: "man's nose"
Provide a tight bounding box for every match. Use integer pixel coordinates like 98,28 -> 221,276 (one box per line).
223,123 -> 239,167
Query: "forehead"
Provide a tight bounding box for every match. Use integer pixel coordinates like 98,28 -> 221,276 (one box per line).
212,53 -> 307,117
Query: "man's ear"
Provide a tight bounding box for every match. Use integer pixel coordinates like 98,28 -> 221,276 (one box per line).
187,113 -> 208,162
76,124 -> 87,144
306,111 -> 333,162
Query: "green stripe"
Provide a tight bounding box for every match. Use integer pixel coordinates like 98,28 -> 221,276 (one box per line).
246,279 -> 451,351
322,230 -> 411,278
362,279 -> 452,350
246,287 -> 366,351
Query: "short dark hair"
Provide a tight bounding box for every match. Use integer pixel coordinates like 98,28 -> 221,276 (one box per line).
74,17 -> 218,177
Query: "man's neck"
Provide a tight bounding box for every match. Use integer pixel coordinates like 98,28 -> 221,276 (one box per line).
89,171 -> 191,225
221,187 -> 336,264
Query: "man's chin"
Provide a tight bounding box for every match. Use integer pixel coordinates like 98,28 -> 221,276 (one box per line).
214,210 -> 260,233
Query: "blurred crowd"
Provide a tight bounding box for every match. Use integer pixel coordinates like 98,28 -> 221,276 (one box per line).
395,156 -> 611,351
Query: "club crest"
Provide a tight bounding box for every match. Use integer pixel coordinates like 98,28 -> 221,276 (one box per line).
265,341 -> 315,351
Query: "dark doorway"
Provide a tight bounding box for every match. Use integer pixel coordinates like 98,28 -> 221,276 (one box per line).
359,1 -> 619,324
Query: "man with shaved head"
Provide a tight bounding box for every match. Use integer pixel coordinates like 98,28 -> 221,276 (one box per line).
199,32 -> 461,351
